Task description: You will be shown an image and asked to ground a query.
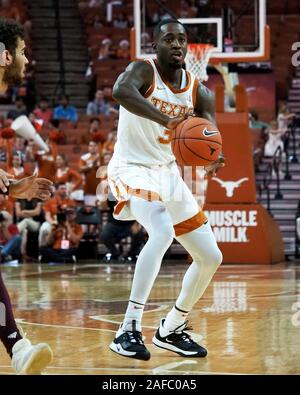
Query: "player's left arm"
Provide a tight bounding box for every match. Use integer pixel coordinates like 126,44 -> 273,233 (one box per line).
194,83 -> 225,176
193,82 -> 216,123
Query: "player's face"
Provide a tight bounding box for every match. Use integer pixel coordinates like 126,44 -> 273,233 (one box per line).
154,23 -> 187,68
3,38 -> 28,86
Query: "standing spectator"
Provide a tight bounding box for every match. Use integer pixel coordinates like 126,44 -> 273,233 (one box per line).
7,96 -> 27,120
277,104 -> 295,132
35,147 -> 57,181
79,141 -> 101,200
38,183 -> 76,247
86,89 -> 118,116
16,198 -> 43,260
33,97 -> 53,124
264,120 -> 285,157
55,154 -> 83,201
53,95 -> 78,123
0,213 -> 21,263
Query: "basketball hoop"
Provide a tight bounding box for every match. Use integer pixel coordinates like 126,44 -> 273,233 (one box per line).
185,44 -> 215,82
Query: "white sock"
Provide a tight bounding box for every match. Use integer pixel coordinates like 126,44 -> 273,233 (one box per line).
121,300 -> 145,333
163,305 -> 189,332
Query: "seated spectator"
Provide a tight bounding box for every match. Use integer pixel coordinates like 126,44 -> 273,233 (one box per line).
99,190 -> 144,262
39,206 -> 83,263
16,198 -> 44,260
39,183 -> 76,247
33,97 -> 53,124
53,95 -> 78,123
97,38 -> 113,60
55,154 -> 83,201
93,15 -> 103,28
0,0 -> 21,21
102,131 -> 117,156
13,137 -> 27,160
116,39 -> 130,59
7,96 -> 27,120
264,120 -> 285,157
79,141 -> 101,200
7,151 -> 28,179
113,12 -> 128,28
0,212 -> 21,263
88,0 -> 103,6
81,117 -> 107,145
86,89 -> 118,116
0,194 -> 14,224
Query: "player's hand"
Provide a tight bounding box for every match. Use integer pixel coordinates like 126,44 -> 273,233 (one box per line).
0,169 -> 15,193
9,176 -> 53,200
204,153 -> 225,177
165,113 -> 190,130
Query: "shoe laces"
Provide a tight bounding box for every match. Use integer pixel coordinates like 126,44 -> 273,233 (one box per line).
126,330 -> 144,345
170,321 -> 195,343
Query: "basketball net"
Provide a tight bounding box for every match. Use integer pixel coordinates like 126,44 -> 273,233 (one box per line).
185,43 -> 214,82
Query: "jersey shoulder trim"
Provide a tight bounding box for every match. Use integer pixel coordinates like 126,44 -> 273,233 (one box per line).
153,60 -> 192,94
192,78 -> 199,107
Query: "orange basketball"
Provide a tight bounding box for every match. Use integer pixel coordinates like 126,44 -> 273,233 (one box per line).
172,117 -> 222,166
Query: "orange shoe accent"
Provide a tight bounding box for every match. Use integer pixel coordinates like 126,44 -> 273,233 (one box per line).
174,210 -> 208,236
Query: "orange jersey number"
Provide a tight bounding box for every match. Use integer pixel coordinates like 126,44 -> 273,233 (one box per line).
158,129 -> 172,145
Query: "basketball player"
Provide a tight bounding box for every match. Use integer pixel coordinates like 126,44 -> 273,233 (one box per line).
0,17 -> 53,374
108,19 -> 224,360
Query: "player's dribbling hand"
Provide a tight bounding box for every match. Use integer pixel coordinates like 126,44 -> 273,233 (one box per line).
204,153 -> 225,177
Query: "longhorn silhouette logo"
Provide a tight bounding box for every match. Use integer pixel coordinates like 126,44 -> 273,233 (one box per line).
212,177 -> 249,197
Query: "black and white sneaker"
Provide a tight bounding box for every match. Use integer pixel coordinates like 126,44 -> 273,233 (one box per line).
152,319 -> 207,358
109,320 -> 151,361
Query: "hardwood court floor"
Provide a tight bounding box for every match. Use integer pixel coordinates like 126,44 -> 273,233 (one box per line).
0,261 -> 300,375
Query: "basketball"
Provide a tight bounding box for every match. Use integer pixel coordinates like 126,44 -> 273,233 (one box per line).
172,117 -> 222,166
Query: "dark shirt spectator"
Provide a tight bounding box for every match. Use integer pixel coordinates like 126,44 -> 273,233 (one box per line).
7,96 -> 27,120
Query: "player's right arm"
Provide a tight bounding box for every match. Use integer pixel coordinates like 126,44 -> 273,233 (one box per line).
113,61 -> 185,129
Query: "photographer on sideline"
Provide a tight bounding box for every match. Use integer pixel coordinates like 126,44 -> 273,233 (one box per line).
39,206 -> 83,263
38,183 -> 76,247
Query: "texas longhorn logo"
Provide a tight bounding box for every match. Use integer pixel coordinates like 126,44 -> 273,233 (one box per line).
212,177 -> 249,197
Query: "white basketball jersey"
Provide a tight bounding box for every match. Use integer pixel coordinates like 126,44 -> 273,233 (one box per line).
112,59 -> 198,166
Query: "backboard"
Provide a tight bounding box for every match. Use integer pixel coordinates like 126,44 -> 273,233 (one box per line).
131,0 -> 270,64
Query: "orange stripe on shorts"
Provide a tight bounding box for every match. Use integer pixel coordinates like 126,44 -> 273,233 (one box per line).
174,210 -> 208,236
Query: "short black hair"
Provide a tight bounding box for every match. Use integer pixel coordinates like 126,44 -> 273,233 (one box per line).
153,19 -> 185,41
0,17 -> 25,57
